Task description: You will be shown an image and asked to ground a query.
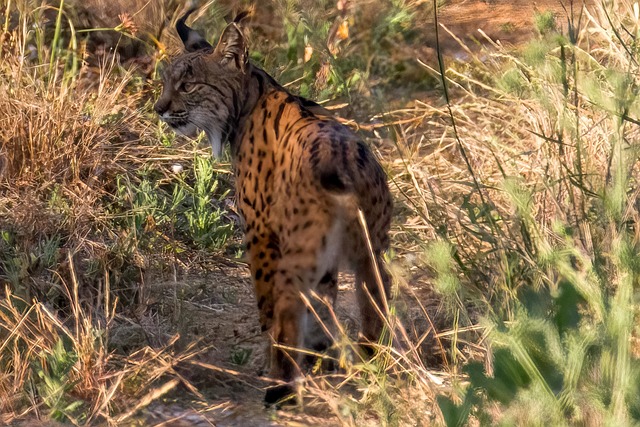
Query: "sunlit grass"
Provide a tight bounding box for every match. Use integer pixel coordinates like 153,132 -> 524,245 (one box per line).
386,0 -> 640,425
0,1 -> 234,423
3,0 -> 640,425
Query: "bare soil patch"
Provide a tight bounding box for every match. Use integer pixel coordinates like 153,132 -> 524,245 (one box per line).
435,0 -> 595,54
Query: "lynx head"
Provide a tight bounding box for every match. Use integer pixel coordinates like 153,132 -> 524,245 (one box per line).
154,9 -> 251,157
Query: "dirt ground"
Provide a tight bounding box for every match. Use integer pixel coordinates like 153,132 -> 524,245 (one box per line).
126,267 -> 369,426
114,1 -> 600,426
435,0 -> 593,52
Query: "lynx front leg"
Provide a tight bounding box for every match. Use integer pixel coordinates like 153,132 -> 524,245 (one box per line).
246,234 -> 280,334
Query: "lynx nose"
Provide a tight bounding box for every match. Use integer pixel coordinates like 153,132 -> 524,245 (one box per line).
154,99 -> 169,116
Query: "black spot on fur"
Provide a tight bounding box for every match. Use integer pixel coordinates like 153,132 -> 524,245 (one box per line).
274,102 -> 286,139
320,170 -> 347,192
356,142 -> 368,168
301,97 -> 323,110
319,272 -> 334,284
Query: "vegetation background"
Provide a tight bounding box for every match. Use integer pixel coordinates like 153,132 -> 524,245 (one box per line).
2,0 -> 640,425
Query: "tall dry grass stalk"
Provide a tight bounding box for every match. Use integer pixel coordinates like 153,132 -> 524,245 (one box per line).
0,255 -> 204,425
0,2 -> 213,424
4,0 -> 640,424
379,0 -> 640,424
0,0 -> 205,296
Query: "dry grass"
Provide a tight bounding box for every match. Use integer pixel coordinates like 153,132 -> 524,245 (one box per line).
3,0 -> 640,425
0,255 -> 206,425
380,0 -> 640,424
0,1 -> 222,424
0,0 -> 446,424
385,0 -> 639,278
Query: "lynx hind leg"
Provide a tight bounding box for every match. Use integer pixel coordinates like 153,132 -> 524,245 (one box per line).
264,268 -> 306,406
303,270 -> 339,369
355,255 -> 391,348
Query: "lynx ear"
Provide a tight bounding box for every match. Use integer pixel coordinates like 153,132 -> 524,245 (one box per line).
213,12 -> 251,71
176,7 -> 213,52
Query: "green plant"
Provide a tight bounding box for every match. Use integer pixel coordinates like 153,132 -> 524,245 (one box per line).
534,10 -> 557,36
500,22 -> 516,33
426,1 -> 640,424
113,151 -> 234,253
33,338 -> 85,423
115,173 -> 164,240
180,154 -> 233,250
0,231 -> 63,301
0,230 -> 21,289
230,347 -> 252,366
438,228 -> 640,425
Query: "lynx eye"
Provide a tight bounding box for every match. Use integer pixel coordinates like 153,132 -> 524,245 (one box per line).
179,81 -> 197,93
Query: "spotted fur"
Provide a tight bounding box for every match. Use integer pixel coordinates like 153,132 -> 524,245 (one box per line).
155,8 -> 393,403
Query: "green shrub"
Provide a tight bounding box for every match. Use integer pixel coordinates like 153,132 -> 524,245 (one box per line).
431,2 -> 640,424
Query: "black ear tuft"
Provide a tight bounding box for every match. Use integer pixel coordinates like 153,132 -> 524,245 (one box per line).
233,10 -> 252,25
176,7 -> 213,52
